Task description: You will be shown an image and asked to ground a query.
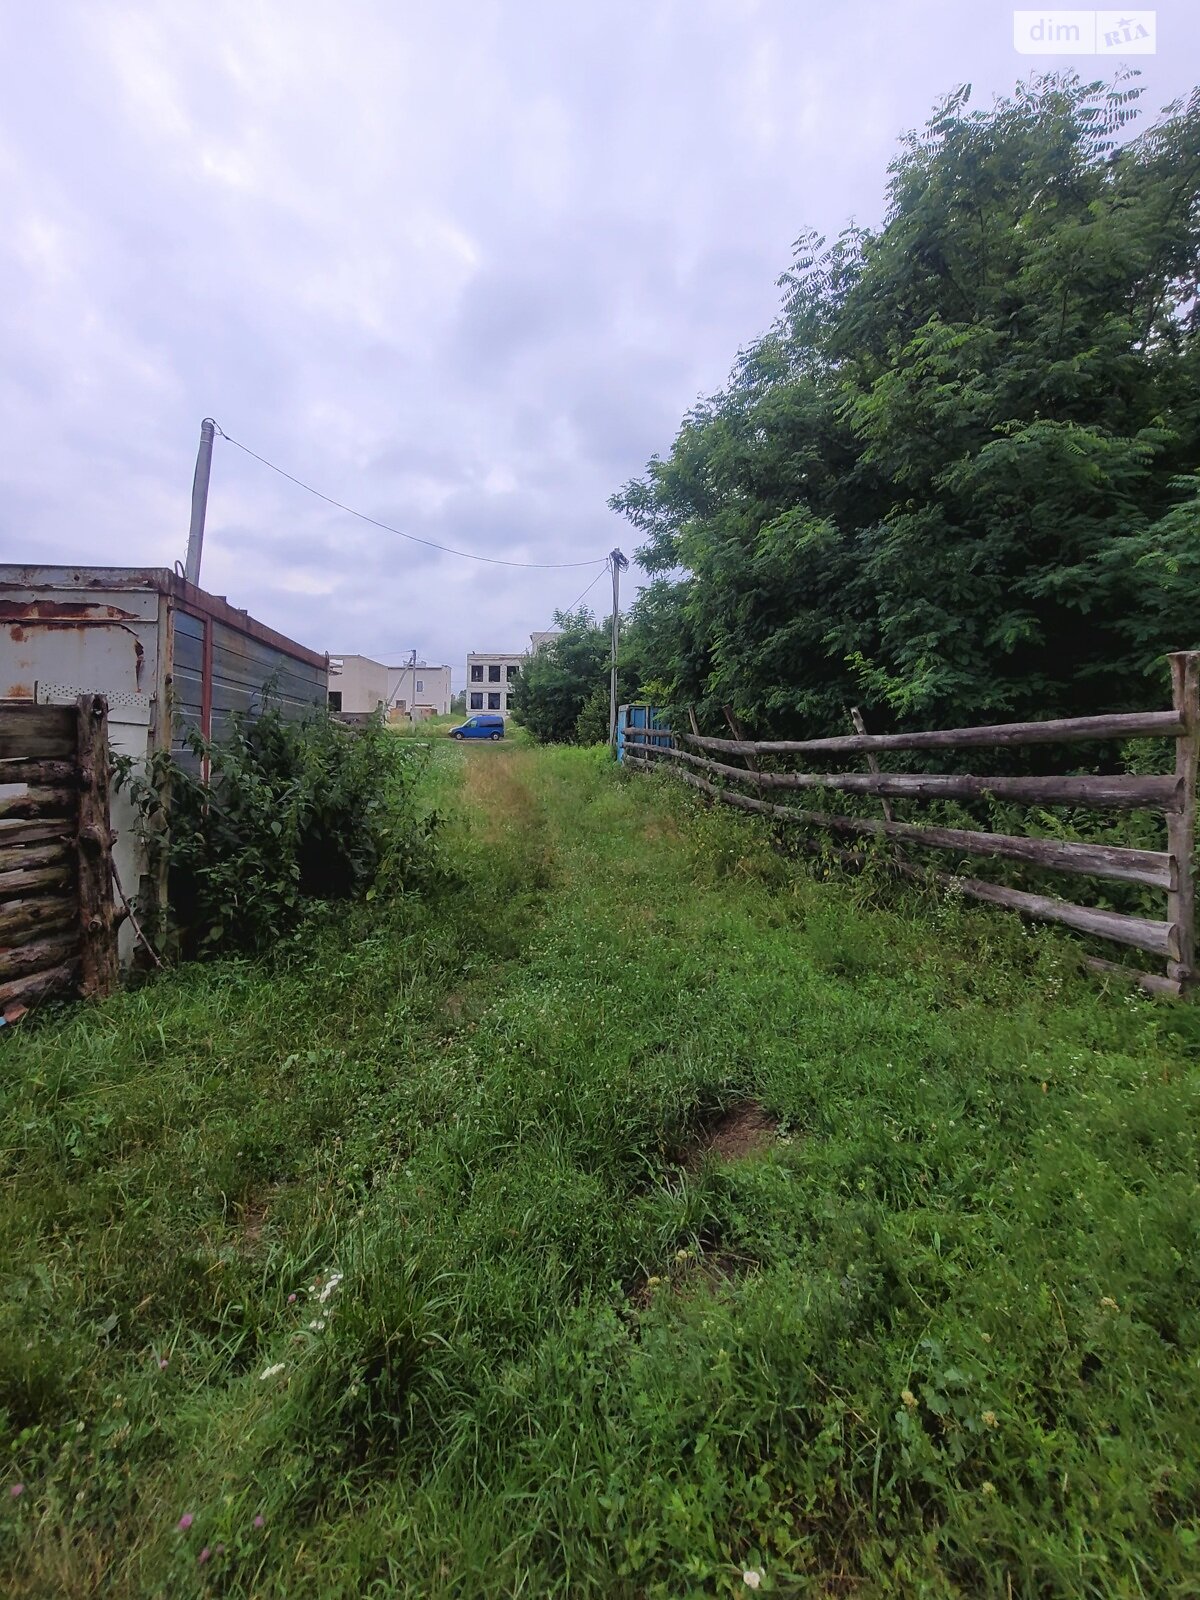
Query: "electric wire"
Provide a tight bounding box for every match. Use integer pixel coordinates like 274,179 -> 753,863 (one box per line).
210,423 -> 607,571
559,562 -> 611,617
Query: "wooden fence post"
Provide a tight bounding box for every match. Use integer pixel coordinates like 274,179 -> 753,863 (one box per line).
1166,652 -> 1199,992
851,706 -> 907,869
75,694 -> 119,1000
722,706 -> 759,772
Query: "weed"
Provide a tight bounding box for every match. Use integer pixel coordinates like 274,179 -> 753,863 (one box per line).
115,706 -> 439,957
2,745 -> 1198,1596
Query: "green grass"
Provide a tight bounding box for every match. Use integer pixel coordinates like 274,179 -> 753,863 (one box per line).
2,743 -> 1199,1597
388,713 -> 538,747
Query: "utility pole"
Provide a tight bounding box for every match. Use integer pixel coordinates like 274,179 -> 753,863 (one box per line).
608,548 -> 628,752
184,417 -> 216,587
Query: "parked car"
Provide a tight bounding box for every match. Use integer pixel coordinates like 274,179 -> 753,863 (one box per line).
449,713 -> 505,741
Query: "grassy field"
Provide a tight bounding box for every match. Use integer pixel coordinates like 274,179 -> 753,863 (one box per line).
2,743 -> 1199,1598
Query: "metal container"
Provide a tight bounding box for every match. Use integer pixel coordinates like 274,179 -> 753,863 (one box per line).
0,565 -> 328,958
616,703 -> 667,762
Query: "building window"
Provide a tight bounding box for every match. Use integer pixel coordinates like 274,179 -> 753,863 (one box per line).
488,664 -> 501,682
488,693 -> 501,710
416,679 -> 423,693
470,692 -> 483,710
328,691 -> 342,712
507,664 -> 519,680
470,664 -> 483,682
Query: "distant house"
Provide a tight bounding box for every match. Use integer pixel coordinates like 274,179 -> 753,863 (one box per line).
327,654 -> 387,718
465,651 -> 523,715
529,630 -> 560,652
387,662 -> 451,718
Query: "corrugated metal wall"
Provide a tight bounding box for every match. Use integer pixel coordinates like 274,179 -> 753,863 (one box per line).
1,567 -> 329,951
171,610 -> 206,770
170,610 -> 326,770
209,617 -> 326,743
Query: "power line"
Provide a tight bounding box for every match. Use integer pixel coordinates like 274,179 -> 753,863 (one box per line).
210,423 -> 608,571
559,562 -> 611,617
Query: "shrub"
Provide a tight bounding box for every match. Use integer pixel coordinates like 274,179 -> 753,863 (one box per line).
118,707 -> 438,958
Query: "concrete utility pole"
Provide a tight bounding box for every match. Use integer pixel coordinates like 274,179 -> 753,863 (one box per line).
184,418 -> 216,587
608,548 -> 628,752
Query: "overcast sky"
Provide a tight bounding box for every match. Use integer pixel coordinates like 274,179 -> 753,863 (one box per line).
1,2 -> 1196,685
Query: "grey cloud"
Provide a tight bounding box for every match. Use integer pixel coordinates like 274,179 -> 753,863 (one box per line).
1,0 -> 1198,675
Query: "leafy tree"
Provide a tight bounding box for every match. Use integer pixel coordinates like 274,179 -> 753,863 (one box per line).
614,73 -> 1200,738
509,608 -> 646,743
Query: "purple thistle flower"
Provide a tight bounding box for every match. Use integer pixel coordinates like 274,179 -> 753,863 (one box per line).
10,1484 -> 24,1499
177,1513 -> 194,1531
287,1293 -> 297,1304
253,1514 -> 265,1528
198,1547 -> 210,1564
158,1357 -> 169,1370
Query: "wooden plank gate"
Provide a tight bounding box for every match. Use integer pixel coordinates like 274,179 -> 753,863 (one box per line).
0,694 -> 120,1016
623,652 -> 1200,998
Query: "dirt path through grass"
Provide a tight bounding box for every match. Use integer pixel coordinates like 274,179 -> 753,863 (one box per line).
3,744 -> 1199,1598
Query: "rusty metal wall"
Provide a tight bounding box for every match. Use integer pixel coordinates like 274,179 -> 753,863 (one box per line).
0,566 -> 329,959
0,570 -> 164,961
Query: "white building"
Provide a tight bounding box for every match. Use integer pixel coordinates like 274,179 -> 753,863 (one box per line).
466,651 -> 523,715
327,654 -> 387,716
387,662 -> 452,718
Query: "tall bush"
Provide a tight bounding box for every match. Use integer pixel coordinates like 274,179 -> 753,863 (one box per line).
119,708 -> 437,957
613,73 -> 1200,738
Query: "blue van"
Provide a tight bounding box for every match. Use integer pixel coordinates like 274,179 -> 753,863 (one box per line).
450,713 -> 505,741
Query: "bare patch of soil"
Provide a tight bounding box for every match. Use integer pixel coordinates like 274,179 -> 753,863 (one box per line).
684,1100 -> 779,1168
641,815 -> 681,843
626,1245 -> 759,1310
236,1188 -> 285,1254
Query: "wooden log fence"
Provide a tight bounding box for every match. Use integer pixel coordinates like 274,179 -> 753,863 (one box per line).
621,653 -> 1200,997
0,695 -> 119,1015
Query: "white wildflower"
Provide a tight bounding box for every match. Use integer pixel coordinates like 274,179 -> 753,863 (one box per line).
317,1272 -> 344,1305
260,1362 -> 286,1380
743,1571 -> 763,1590
308,1319 -> 327,1332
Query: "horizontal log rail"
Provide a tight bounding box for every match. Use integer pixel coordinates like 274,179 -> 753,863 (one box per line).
0,759 -> 80,786
0,934 -> 78,982
678,708 -> 1183,758
0,959 -> 79,1008
0,786 -> 75,821
628,751 -> 1176,965
624,654 -> 1200,997
0,838 -> 72,875
0,696 -> 119,1015
0,704 -> 76,762
626,756 -> 1171,890
633,739 -> 1178,811
0,862 -> 73,898
1082,955 -> 1182,998
0,818 -> 73,847
0,894 -> 76,943
896,863 -> 1176,959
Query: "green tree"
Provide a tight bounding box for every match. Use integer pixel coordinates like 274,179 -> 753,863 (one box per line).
614,73 -> 1200,738
509,608 -> 645,743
